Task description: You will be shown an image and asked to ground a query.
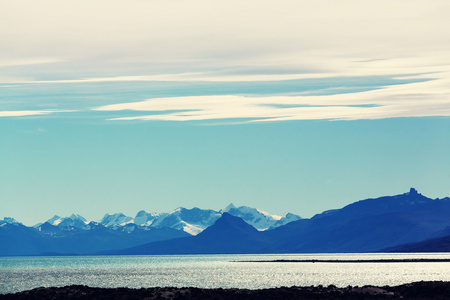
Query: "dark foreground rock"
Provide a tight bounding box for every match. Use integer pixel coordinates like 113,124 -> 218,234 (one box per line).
1,281 -> 450,300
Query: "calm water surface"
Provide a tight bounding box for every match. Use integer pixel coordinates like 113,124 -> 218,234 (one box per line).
1,253 -> 450,294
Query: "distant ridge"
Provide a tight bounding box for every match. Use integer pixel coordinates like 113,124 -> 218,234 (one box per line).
2,188 -> 450,256
106,188 -> 450,255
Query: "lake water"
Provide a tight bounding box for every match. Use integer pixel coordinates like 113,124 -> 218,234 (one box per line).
1,253 -> 450,294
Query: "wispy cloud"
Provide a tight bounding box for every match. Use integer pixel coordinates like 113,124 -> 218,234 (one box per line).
2,0 -> 450,123
93,73 -> 450,122
0,58 -> 63,68
0,110 -> 75,118
1,57 -> 447,84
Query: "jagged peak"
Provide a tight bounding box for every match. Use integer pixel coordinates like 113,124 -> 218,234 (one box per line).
25,204 -> 302,233
69,213 -> 87,221
406,187 -> 419,196
223,203 -> 236,212
1,217 -> 19,224
100,212 -> 133,227
406,188 -> 421,196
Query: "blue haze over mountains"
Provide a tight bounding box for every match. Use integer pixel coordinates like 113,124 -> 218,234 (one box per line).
2,189 -> 450,256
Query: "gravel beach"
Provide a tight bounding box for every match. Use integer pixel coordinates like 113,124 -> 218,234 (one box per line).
1,281 -> 450,299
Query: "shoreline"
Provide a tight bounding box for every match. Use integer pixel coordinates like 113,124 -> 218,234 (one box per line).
235,258 -> 450,263
1,281 -> 450,299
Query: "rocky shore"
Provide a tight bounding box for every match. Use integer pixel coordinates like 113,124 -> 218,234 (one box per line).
1,281 -> 450,299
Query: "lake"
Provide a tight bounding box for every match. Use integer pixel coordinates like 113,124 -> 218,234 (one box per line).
1,253 -> 450,294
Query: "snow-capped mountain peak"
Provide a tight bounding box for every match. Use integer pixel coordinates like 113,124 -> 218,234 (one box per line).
134,210 -> 160,226
28,205 -> 301,235
2,217 -> 19,224
46,215 -> 62,226
256,208 -> 282,220
0,217 -> 20,227
100,213 -> 133,227
149,207 -> 221,235
68,214 -> 87,222
39,214 -> 89,229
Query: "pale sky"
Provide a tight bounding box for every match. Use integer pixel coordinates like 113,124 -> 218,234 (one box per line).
1,0 -> 450,225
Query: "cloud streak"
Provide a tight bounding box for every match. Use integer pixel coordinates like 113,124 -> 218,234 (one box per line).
0,110 -> 75,118
1,56 -> 447,85
93,73 -> 450,122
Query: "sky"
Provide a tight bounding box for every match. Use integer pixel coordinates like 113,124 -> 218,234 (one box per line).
1,0 -> 450,226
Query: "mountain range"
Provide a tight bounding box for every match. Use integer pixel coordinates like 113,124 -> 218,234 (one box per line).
0,204 -> 300,256
2,188 -> 450,256
33,204 -> 300,235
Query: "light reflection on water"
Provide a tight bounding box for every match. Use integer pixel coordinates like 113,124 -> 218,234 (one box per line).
1,253 -> 450,294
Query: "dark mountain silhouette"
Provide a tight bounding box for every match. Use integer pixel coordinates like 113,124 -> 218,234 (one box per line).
383,232 -> 450,252
263,188 -> 450,253
0,223 -> 46,256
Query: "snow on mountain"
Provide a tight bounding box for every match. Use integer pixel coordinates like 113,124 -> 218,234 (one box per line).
37,214 -> 89,229
150,207 -> 221,235
222,203 -> 302,231
47,215 -> 62,226
1,217 -> 19,224
0,217 -> 20,227
269,213 -> 303,229
30,205 -> 300,235
137,205 -> 300,235
100,213 -> 133,227
134,210 -> 160,226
